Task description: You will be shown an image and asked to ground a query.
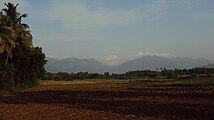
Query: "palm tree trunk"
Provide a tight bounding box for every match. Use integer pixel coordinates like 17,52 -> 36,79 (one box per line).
5,54 -> 9,65
5,46 -> 12,65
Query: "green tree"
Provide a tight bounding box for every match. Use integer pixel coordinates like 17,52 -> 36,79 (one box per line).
0,2 -> 46,89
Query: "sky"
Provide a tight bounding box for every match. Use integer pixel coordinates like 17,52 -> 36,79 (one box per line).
1,0 -> 214,65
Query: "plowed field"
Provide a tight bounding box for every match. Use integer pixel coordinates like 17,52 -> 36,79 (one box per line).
0,82 -> 214,120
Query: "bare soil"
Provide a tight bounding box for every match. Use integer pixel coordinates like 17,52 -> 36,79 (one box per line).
0,83 -> 214,120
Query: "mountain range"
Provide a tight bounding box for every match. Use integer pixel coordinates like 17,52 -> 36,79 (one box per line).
203,63 -> 214,68
45,56 -> 214,73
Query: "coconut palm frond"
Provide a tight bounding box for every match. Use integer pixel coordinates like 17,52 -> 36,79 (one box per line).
21,23 -> 30,29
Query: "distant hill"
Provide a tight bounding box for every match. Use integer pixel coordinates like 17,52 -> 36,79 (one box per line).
46,57 -> 110,73
45,56 -> 213,73
203,63 -> 214,68
115,56 -> 212,73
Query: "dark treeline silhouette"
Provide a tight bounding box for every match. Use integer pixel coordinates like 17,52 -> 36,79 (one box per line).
41,68 -> 214,81
0,3 -> 46,90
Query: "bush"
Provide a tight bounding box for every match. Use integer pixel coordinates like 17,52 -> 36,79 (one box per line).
0,66 -> 15,90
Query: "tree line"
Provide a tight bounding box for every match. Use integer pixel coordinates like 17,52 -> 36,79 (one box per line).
41,68 -> 214,81
0,3 -> 46,90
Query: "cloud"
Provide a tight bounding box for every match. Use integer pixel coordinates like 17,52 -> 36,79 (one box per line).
44,0 -> 165,30
105,55 -> 119,61
131,51 -> 176,60
46,55 -> 57,59
45,3 -> 136,30
104,55 -> 120,66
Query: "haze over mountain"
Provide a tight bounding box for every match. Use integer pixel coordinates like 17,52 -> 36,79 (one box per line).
203,63 -> 214,68
45,56 -> 213,73
46,57 -> 109,73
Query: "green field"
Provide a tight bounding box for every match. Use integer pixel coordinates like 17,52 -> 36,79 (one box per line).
38,76 -> 214,86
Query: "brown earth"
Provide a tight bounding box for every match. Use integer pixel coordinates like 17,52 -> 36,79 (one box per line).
0,83 -> 214,120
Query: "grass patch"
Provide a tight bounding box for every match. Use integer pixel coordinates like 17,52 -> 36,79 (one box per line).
0,87 -> 17,96
38,76 -> 214,87
128,76 -> 214,86
38,79 -> 129,86
0,90 -> 11,96
171,77 -> 214,85
38,80 -> 96,86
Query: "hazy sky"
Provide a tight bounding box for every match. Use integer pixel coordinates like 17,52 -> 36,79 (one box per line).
1,0 -> 214,65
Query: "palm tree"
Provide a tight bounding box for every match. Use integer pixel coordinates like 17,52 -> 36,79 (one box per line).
2,3 -> 22,26
7,3 -> 32,45
0,26 -> 16,65
0,36 -> 5,54
0,11 -> 5,54
0,2 -> 32,65
15,22 -> 33,47
0,11 -> 16,65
